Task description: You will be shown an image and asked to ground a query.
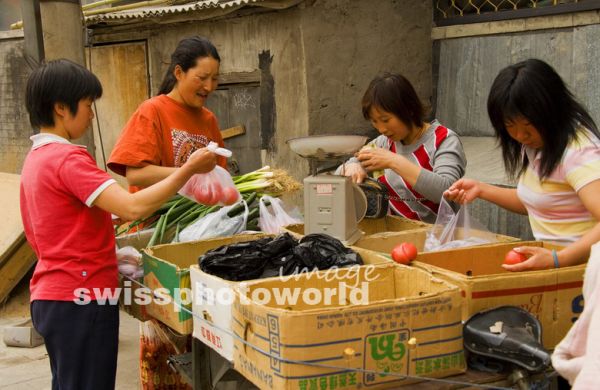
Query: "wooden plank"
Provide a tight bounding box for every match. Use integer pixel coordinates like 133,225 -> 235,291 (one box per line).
0,241 -> 36,303
217,70 -> 261,85
220,125 -> 246,140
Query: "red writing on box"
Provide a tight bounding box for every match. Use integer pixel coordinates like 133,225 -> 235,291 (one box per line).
201,326 -> 222,349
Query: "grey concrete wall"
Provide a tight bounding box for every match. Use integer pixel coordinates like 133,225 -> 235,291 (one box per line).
436,24 -> 600,137
300,0 -> 433,138
0,33 -> 31,174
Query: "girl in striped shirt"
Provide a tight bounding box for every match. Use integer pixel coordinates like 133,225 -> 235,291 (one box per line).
445,58 -> 600,272
341,73 -> 466,223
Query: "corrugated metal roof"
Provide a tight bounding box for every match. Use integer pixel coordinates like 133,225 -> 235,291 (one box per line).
85,0 -> 303,25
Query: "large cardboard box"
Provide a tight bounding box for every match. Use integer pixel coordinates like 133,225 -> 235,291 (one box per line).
353,228 -> 518,255
412,241 -> 584,349
191,246 -> 390,362
142,233 -> 269,334
233,263 -> 465,389
284,215 -> 430,238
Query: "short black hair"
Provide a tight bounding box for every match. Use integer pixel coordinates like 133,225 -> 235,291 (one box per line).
25,59 -> 102,129
488,58 -> 599,179
361,73 -> 425,129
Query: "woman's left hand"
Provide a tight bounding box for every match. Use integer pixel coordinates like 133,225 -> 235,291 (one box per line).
501,246 -> 555,272
356,148 -> 400,171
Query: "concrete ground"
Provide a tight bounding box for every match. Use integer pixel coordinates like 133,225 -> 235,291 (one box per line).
0,277 -> 141,389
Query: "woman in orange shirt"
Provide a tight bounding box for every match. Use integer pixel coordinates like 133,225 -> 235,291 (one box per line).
109,36 -> 227,389
109,36 -> 226,192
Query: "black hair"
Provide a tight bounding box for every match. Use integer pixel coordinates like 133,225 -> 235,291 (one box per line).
25,59 -> 102,129
488,58 -> 599,180
361,73 -> 425,129
158,36 -> 221,95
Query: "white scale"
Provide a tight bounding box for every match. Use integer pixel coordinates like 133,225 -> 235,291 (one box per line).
287,135 -> 369,245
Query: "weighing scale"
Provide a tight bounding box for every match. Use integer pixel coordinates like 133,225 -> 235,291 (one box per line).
287,134 -> 369,245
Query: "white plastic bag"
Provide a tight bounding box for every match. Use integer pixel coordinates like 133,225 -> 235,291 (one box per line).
424,197 -> 497,252
116,246 -> 143,279
178,200 -> 248,242
258,195 -> 302,234
179,165 -> 240,206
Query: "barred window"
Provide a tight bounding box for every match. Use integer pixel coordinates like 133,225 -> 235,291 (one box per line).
434,0 -> 600,26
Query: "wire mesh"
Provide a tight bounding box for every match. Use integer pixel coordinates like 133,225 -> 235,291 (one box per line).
435,0 -> 582,19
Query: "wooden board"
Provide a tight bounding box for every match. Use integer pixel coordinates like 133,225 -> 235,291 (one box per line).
0,173 -> 25,263
220,125 -> 246,140
0,172 -> 36,303
0,241 -> 36,304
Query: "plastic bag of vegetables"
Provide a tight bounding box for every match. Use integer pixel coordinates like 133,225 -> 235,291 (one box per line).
179,165 -> 240,206
178,199 -> 249,242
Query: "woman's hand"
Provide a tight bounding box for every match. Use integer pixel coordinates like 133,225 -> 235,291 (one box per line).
340,162 -> 367,184
185,147 -> 217,174
443,179 -> 482,204
501,246 -> 555,272
356,148 -> 399,172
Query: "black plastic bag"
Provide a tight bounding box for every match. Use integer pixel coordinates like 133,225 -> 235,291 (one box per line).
294,234 -> 363,269
199,233 -> 363,281
199,234 -> 297,281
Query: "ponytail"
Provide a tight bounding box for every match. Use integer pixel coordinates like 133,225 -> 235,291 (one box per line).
158,65 -> 177,95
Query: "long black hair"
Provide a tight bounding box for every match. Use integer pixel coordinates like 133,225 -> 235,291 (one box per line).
26,59 -> 102,128
361,73 -> 425,129
158,36 -> 220,95
487,58 -> 599,180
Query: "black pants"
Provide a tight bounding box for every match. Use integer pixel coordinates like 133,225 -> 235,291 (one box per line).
31,300 -> 119,390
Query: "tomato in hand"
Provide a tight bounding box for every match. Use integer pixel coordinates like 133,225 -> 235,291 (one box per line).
207,182 -> 222,205
193,185 -> 211,204
391,242 -> 418,265
504,250 -> 527,265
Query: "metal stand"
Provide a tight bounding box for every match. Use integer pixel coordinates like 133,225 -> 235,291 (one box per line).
192,337 -> 257,390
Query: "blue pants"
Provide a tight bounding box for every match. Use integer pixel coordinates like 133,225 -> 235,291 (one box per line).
31,300 -> 119,390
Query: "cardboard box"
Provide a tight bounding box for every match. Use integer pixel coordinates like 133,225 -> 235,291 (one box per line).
284,215 -> 430,238
3,323 -> 44,348
115,228 -> 155,250
233,263 -> 465,389
191,246 -> 390,362
142,233 -> 272,334
353,228 -> 518,255
412,241 -> 584,349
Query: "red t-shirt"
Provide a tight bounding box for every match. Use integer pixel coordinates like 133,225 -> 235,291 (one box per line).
108,95 -> 226,192
20,134 -> 119,302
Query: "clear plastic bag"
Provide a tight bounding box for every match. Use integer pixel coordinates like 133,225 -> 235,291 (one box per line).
178,200 -> 248,242
116,246 -> 143,279
258,195 -> 303,234
178,165 -> 240,206
424,197 -> 498,252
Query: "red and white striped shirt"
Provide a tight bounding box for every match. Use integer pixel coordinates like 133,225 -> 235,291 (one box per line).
359,120 -> 466,223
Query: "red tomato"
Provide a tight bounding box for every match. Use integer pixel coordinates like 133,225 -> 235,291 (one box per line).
504,250 -> 527,265
193,185 -> 212,204
391,242 -> 418,265
221,187 -> 240,205
208,182 -> 223,205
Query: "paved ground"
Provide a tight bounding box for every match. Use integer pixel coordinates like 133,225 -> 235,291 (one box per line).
0,278 -> 141,390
